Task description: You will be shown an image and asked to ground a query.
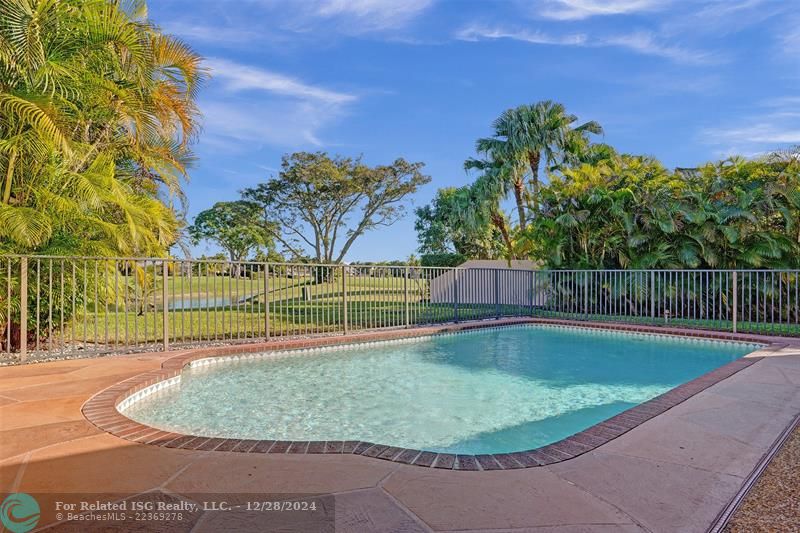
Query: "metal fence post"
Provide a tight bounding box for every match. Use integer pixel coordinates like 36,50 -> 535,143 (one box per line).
19,257 -> 27,361
732,271 -> 738,333
583,271 -> 589,319
162,260 -> 169,351
650,271 -> 656,323
529,270 -> 535,316
404,266 -> 410,328
264,263 -> 270,339
341,265 -> 348,334
494,269 -> 500,319
454,269 -> 460,323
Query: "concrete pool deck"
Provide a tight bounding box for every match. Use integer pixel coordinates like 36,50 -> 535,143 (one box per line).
1,320 -> 799,531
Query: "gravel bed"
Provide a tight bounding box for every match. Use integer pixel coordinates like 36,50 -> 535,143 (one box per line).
0,333 -> 352,366
725,420 -> 800,532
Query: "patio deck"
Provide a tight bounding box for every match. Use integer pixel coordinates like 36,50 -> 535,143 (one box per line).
1,321 -> 798,532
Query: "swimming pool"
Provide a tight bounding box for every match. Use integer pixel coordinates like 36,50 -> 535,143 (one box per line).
121,325 -> 758,454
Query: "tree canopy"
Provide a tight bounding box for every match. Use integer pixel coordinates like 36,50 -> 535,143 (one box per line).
0,0 -> 205,257
414,187 -> 501,259
189,201 -> 270,262
241,152 -> 430,263
417,100 -> 800,270
471,100 -> 603,230
529,149 -> 800,269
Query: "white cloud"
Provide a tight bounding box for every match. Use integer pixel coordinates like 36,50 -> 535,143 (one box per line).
701,98 -> 800,154
454,25 -> 717,65
537,0 -> 666,20
660,0 -> 784,37
162,22 -> 262,44
314,0 -> 433,27
680,1 -> 774,24
208,58 -> 356,105
695,0 -> 770,17
270,0 -> 433,32
602,32 -> 719,64
201,99 -> 340,149
455,25 -> 587,46
201,58 -> 358,151
706,124 -> 800,145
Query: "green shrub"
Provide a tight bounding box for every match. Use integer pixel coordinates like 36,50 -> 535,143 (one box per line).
421,253 -> 465,267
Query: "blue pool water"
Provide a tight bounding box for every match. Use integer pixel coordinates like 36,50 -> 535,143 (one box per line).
122,326 -> 758,454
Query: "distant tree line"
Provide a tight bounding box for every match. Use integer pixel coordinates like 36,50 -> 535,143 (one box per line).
190,152 -> 430,265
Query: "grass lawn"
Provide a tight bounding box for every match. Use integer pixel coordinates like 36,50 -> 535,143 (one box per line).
46,274 -> 527,348
56,302 -> 522,347
38,272 -> 800,352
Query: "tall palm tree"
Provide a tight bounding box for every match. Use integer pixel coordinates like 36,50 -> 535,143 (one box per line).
473,120 -> 529,231
475,101 -> 602,230
523,101 -> 603,213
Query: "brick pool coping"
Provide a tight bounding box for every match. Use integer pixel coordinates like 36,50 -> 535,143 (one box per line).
81,318 -> 776,471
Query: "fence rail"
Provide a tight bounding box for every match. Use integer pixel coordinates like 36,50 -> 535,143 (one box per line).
533,269 -> 800,335
2,257 -> 799,360
0,256 -> 534,360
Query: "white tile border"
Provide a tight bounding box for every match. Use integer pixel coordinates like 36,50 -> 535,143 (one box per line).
533,323 -> 764,349
116,374 -> 181,411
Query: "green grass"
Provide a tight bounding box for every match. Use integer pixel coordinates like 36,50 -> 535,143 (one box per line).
51,273 -> 528,346
138,274 -> 419,304
60,301 -> 524,345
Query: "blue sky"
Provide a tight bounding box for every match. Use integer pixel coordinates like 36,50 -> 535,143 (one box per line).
150,0 -> 800,262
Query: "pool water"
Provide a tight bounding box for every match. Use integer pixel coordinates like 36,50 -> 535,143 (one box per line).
122,326 -> 758,454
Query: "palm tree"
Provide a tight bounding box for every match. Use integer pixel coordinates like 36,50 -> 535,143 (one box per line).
0,0 -> 206,256
0,0 -> 206,349
457,159 -> 516,263
475,101 -> 602,229
473,119 -> 529,231
524,101 -> 603,212
527,148 -> 800,272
